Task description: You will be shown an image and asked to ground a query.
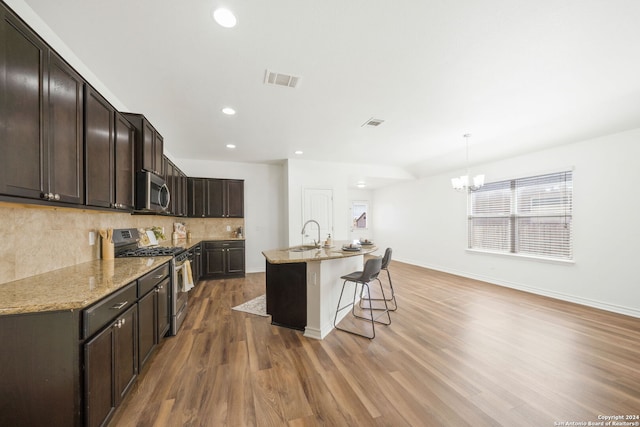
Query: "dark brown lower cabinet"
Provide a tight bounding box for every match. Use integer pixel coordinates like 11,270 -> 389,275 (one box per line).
0,263 -> 171,426
193,243 -> 202,284
138,275 -> 170,369
84,304 -> 138,427
0,310 -> 81,427
137,290 -> 157,369
202,240 -> 245,278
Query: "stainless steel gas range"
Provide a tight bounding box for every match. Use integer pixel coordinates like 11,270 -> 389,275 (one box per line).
112,228 -> 191,336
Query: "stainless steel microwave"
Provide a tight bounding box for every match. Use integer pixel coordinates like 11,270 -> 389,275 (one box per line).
135,171 -> 170,212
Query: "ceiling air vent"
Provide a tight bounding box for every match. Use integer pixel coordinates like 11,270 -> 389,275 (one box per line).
362,118 -> 385,127
264,70 -> 300,88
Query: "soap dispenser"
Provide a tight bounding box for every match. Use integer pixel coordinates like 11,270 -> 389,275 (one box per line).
325,234 -> 332,247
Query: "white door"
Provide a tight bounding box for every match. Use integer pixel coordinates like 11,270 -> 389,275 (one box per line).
302,188 -> 333,245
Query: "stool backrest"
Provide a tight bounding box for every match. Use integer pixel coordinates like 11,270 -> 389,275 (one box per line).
362,257 -> 382,282
381,248 -> 392,270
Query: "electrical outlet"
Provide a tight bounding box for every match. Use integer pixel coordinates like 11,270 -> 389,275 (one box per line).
226,225 -> 231,231
89,231 -> 96,246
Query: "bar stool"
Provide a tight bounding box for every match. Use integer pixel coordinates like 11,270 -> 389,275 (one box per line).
361,248 -> 397,311
334,257 -> 391,339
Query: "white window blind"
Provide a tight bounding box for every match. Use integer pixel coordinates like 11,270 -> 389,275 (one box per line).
468,171 -> 573,260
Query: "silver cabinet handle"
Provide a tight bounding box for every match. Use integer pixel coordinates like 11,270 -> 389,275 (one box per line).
111,301 -> 128,310
54,194 -> 60,200
154,274 -> 164,279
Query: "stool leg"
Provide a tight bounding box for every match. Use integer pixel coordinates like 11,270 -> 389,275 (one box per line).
385,268 -> 397,311
335,280 -> 375,339
359,268 -> 397,311
353,280 -> 390,326
334,280 -> 353,329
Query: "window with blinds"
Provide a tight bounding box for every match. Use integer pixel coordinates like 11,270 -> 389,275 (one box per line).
468,171 -> 573,260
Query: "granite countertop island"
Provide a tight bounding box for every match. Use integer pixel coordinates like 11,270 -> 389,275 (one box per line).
262,241 -> 378,264
262,241 -> 380,339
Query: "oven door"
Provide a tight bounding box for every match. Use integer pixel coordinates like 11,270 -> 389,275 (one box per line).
171,261 -> 189,335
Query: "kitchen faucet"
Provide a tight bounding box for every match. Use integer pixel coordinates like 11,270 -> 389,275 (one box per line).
301,219 -> 321,248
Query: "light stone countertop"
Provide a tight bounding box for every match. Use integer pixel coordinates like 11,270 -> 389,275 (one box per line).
0,236 -> 245,316
0,257 -> 172,316
262,241 -> 379,264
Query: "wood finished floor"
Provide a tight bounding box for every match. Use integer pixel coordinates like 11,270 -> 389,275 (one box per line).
110,262 -> 640,427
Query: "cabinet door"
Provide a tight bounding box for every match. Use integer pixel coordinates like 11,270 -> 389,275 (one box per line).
114,112 -> 135,210
227,247 -> 246,274
137,290 -> 157,369
154,133 -> 164,176
116,305 -> 138,404
181,173 -> 188,216
141,119 -> 155,173
0,7 -> 47,199
157,277 -> 170,339
84,86 -> 114,208
226,179 -> 244,217
204,247 -> 225,276
188,178 -> 205,218
47,52 -> 84,204
193,246 -> 202,283
85,320 -> 116,427
206,179 -> 224,217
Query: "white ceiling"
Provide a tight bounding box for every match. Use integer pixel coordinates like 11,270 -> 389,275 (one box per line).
20,0 -> 640,184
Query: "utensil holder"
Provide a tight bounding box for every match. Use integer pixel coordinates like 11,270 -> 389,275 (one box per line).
101,238 -> 114,260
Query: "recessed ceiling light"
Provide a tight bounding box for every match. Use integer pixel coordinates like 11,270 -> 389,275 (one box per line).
222,107 -> 236,115
294,150 -> 303,155
212,8 -> 237,28
226,144 -> 236,149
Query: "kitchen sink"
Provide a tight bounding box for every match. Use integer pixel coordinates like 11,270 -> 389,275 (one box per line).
288,245 -> 320,252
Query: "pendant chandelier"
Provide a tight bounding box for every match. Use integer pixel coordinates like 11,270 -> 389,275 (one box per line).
451,133 -> 485,191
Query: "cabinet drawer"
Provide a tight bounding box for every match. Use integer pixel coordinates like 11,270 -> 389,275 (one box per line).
204,240 -> 244,250
83,281 -> 137,339
138,262 -> 170,296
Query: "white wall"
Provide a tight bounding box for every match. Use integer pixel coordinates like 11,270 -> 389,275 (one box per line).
177,159 -> 286,273
5,0 -> 128,112
373,128 -> 640,317
285,159 -> 412,246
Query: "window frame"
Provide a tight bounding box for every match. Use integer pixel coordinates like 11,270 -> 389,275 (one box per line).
467,170 -> 574,263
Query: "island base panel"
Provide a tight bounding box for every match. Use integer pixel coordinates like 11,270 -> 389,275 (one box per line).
265,261 -> 307,330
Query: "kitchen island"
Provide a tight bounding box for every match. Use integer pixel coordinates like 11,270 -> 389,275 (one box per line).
262,242 -> 378,339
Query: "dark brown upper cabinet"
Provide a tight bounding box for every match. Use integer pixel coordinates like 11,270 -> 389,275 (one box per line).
121,113 -> 164,177
0,4 -> 84,205
85,89 -> 135,211
188,178 -> 244,218
114,112 -> 135,210
187,178 -> 210,218
225,179 -> 244,218
162,156 -> 188,217
84,86 -> 114,208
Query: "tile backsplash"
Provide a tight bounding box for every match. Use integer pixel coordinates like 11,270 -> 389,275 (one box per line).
0,202 -> 243,285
